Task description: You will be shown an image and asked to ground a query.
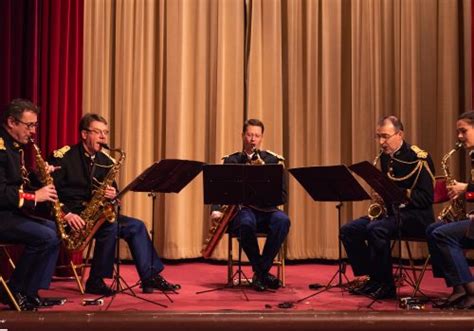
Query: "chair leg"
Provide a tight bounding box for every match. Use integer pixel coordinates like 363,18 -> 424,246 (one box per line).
227,234 -> 233,285
2,247 -> 15,270
405,241 -> 417,284
70,261 -> 85,295
280,243 -> 286,287
412,254 -> 431,297
79,241 -> 94,287
0,276 -> 20,311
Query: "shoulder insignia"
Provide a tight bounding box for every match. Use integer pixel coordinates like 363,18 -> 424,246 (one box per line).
221,151 -> 240,161
53,145 -> 70,158
266,150 -> 285,161
0,138 -> 5,151
410,145 -> 428,159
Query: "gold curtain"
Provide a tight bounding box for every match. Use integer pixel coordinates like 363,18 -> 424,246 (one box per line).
83,0 -> 471,261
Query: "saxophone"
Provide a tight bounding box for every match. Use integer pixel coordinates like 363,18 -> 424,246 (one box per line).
30,138 -> 69,241
367,151 -> 386,221
67,143 -> 125,252
438,141 -> 465,222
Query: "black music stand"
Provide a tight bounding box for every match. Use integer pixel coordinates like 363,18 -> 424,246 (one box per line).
197,164 -> 284,299
288,165 -> 370,298
349,161 -> 407,307
95,159 -> 203,309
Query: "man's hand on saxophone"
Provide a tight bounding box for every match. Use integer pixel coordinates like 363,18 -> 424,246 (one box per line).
35,184 -> 58,203
64,213 -> 86,231
447,180 -> 468,200
210,210 -> 223,222
104,184 -> 117,200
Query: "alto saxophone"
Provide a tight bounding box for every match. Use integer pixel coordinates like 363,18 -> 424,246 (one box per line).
438,141 -> 465,222
67,143 -> 125,252
30,138 -> 69,241
368,151 -> 386,221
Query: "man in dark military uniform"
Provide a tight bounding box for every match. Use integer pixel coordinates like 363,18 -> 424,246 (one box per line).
50,113 -> 179,296
340,115 -> 435,299
211,119 -> 290,291
426,111 -> 474,309
0,99 -> 61,310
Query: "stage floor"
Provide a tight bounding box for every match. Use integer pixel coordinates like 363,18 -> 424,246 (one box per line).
26,261 -> 468,311
1,261 -> 474,330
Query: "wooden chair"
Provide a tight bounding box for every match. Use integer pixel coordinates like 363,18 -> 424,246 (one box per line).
227,232 -> 286,287
0,244 -> 21,311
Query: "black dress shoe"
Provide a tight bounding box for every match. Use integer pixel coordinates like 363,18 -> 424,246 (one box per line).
85,278 -> 115,297
26,295 -> 66,307
252,274 -> 267,292
0,288 -> 36,311
142,275 -> 181,294
432,295 -> 466,309
263,273 -> 282,290
349,279 -> 380,296
369,284 -> 396,300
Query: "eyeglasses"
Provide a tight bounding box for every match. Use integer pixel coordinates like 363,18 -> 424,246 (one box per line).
375,131 -> 399,141
86,128 -> 110,136
16,119 -> 38,130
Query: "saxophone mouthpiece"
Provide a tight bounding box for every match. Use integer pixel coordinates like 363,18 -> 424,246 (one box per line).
99,143 -> 111,150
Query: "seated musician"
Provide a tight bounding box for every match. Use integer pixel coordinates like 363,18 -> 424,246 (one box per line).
0,99 -> 61,310
49,113 -> 179,296
340,115 -> 435,300
211,119 -> 290,291
426,111 -> 474,309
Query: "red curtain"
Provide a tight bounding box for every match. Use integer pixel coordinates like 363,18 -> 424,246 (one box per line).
0,0 -> 84,276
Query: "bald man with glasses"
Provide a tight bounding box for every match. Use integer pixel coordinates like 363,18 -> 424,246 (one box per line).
339,116 -> 435,300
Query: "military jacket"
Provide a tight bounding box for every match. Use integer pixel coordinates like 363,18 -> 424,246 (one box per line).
0,127 -> 37,212
222,150 -> 287,209
49,143 -> 116,215
379,141 -> 435,226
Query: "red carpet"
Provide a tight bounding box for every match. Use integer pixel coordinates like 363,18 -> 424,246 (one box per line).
30,261 -> 453,312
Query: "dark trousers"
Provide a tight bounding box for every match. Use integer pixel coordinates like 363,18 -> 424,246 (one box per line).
0,212 -> 60,295
340,214 -> 426,285
90,214 -> 164,281
230,207 -> 290,276
426,220 -> 474,287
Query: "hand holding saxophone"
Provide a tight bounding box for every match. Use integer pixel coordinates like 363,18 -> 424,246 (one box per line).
447,180 -> 468,200
210,210 -> 223,221
64,213 -> 86,231
35,184 -> 58,203
104,185 -> 117,200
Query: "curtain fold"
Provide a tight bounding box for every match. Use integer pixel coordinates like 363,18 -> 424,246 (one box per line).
83,0 -> 471,261
0,0 -> 84,273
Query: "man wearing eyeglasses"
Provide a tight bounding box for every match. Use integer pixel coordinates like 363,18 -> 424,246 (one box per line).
338,116 -> 435,300
49,113 -> 180,296
0,99 -> 61,310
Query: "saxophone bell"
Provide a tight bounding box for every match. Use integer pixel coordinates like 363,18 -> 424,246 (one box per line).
367,151 -> 386,221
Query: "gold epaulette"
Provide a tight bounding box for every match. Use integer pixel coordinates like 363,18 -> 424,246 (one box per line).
266,150 -> 285,161
0,138 -> 5,151
220,151 -> 240,161
410,145 -> 428,159
53,145 -> 70,158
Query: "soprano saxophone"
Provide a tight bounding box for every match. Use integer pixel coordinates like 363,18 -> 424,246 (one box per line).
30,138 -> 69,241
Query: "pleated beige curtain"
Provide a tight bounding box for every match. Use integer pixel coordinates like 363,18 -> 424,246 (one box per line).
83,0 -> 471,261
